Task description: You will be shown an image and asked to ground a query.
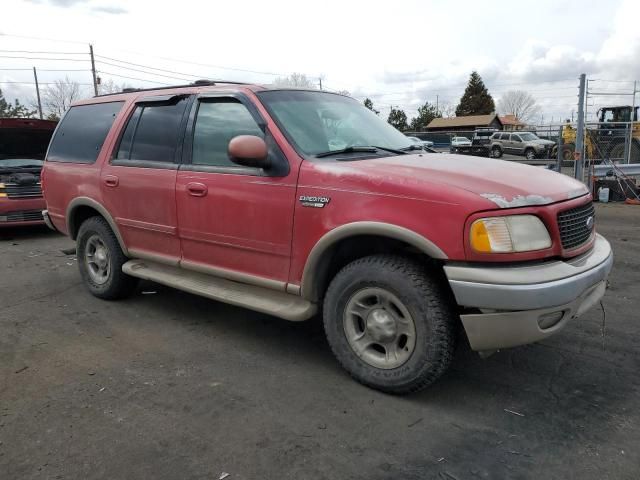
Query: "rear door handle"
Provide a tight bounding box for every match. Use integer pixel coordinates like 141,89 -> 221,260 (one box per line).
104,175 -> 119,187
186,182 -> 208,197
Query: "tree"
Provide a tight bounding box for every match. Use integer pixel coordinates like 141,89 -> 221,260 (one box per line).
455,71 -> 495,116
273,73 -> 317,89
438,101 -> 456,118
363,97 -> 379,115
497,90 -> 540,124
387,107 -> 409,131
98,78 -> 129,95
409,101 -> 440,131
0,89 -> 37,118
41,77 -> 86,119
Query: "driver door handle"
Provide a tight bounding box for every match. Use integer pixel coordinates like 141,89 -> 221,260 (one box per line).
186,182 -> 208,197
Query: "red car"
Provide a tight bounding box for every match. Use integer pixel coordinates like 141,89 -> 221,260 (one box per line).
42,82 -> 613,393
0,118 -> 57,227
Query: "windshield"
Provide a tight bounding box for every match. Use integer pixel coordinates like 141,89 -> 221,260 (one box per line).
519,133 -> 539,141
257,90 -> 413,156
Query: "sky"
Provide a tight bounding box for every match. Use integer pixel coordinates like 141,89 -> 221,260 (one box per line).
1,0 -> 639,124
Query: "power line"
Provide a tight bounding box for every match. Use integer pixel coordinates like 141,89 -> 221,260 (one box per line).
95,55 -> 204,79
96,59 -> 196,82
0,68 -> 88,71
97,70 -> 172,85
0,80 -> 93,85
0,55 -> 89,62
98,50 -> 285,77
0,49 -> 86,55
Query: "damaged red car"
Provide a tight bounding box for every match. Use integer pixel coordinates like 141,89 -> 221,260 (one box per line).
0,118 -> 57,227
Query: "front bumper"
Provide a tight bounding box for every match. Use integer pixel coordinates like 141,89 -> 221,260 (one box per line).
42,209 -> 57,231
444,234 -> 613,351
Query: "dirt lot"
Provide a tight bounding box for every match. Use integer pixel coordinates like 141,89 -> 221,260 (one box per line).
1,203 -> 638,480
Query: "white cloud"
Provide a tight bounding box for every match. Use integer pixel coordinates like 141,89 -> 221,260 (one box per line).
3,0 -> 639,123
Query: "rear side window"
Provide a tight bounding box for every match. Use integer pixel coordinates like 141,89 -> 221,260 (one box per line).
192,99 -> 263,167
115,97 -> 189,163
47,101 -> 123,163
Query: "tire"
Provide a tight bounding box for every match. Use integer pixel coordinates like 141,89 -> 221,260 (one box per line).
322,254 -> 457,394
491,146 -> 502,158
524,148 -> 536,160
76,216 -> 138,300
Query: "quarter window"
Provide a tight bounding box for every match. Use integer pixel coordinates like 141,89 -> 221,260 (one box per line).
47,101 -> 123,163
115,97 -> 189,163
192,99 -> 263,167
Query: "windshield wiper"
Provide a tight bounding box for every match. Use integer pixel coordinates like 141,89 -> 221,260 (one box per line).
315,146 -> 378,158
315,145 -> 406,158
400,145 -> 424,152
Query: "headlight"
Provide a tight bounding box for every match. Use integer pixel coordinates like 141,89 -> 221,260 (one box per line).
469,215 -> 551,253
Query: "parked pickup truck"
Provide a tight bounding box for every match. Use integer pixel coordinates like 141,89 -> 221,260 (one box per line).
449,128 -> 496,157
42,83 -> 613,394
1,118 -> 57,227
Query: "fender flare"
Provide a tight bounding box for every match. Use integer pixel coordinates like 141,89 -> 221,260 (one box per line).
66,197 -> 129,256
300,221 -> 447,300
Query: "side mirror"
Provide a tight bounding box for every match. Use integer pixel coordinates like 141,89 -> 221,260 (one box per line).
228,135 -> 270,169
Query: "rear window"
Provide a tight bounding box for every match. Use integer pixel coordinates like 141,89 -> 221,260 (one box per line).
47,102 -> 123,163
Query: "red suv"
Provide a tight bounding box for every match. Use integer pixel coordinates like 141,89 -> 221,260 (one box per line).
42,82 -> 613,394
1,118 -> 57,226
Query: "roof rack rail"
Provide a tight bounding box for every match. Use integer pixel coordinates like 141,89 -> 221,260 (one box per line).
93,79 -> 249,98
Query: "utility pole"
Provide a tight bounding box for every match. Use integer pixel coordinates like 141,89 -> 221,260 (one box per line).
436,95 -> 439,115
575,73 -> 587,182
318,77 -> 322,91
33,66 -> 43,119
627,80 -> 637,164
89,44 -> 98,96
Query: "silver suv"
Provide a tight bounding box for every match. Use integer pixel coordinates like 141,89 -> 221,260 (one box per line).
490,131 -> 555,160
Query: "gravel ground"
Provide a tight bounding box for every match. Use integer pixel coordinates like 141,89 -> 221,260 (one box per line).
1,203 -> 638,480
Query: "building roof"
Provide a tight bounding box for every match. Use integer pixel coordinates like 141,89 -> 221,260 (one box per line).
499,114 -> 525,127
426,114 -> 501,129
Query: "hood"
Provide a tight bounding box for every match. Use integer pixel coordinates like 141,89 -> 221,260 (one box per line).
531,139 -> 555,146
312,153 -> 589,208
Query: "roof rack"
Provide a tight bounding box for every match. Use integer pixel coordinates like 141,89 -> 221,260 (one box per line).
94,79 -> 249,97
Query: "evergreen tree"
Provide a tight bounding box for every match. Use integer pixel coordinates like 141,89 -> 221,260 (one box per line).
363,97 -> 379,115
455,71 -> 495,116
0,89 -> 36,118
387,107 -> 409,131
409,101 -> 440,131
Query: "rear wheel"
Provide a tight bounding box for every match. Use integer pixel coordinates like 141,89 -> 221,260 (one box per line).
322,255 -> 457,394
77,216 -> 138,299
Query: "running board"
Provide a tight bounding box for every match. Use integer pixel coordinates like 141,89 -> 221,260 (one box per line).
122,259 -> 316,321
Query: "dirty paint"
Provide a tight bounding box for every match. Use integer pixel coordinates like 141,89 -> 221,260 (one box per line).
567,187 -> 589,199
480,193 -> 554,208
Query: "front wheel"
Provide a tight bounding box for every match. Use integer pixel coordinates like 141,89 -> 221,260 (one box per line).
322,255 -> 457,394
525,148 -> 536,160
491,146 -> 503,158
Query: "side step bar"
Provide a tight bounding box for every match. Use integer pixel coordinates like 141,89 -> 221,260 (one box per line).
122,259 -> 316,321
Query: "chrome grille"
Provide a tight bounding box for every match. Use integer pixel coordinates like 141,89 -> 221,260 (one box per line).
557,202 -> 595,250
4,182 -> 43,199
1,210 -> 44,222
